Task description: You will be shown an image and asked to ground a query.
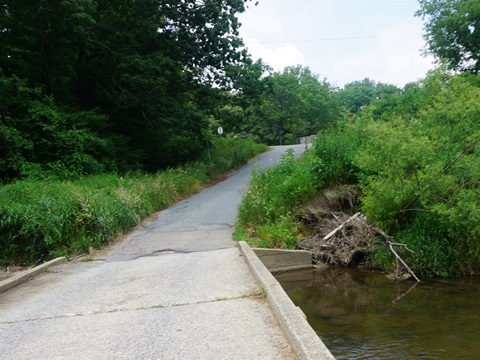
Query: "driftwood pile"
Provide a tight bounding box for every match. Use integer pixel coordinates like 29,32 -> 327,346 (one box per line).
299,211 -> 374,266
298,187 -> 420,281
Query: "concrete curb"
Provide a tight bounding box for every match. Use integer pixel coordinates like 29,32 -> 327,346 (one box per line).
238,241 -> 335,360
252,247 -> 314,273
0,257 -> 67,295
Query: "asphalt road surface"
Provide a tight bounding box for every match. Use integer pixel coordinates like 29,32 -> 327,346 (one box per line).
0,145 -> 308,360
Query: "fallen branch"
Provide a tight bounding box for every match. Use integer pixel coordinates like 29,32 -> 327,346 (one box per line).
389,242 -> 421,282
388,242 -> 416,254
373,227 -> 420,282
323,212 -> 360,241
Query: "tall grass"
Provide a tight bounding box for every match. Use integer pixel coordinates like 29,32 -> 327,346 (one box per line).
235,148 -> 321,249
0,138 -> 267,266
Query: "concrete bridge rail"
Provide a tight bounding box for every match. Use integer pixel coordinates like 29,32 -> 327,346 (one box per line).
240,242 -> 335,360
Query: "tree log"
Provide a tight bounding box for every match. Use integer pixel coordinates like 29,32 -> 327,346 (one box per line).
322,212 -> 360,241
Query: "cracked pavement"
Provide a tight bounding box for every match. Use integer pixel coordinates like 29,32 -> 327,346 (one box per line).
0,145 -> 307,359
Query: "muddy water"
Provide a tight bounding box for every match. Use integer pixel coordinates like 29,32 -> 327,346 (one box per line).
275,268 -> 480,360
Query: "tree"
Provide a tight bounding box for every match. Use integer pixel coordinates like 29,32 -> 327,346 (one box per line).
417,0 -> 480,72
340,78 -> 378,113
0,0 -> 255,176
0,71 -> 112,181
339,78 -> 402,116
246,66 -> 340,145
339,71 -> 480,276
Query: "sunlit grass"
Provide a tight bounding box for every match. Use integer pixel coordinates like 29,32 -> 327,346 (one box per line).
0,138 -> 267,266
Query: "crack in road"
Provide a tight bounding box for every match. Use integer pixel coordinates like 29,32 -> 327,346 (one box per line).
0,288 -> 265,325
100,246 -> 238,263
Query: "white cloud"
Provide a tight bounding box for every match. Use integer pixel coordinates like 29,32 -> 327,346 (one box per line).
244,37 -> 306,71
364,22 -> 435,85
238,0 -> 436,87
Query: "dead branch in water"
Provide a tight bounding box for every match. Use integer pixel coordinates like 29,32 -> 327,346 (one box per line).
373,227 -> 420,282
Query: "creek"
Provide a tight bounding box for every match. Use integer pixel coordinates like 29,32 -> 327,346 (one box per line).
275,268 -> 480,359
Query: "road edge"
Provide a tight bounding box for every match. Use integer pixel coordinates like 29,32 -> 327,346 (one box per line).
0,257 -> 67,295
238,241 -> 335,360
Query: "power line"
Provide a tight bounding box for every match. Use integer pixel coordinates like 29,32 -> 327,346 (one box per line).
244,33 -> 420,45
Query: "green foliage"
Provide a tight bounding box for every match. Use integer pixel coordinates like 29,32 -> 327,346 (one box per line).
213,104 -> 246,134
255,216 -> 300,249
248,66 -> 340,145
0,173 -> 188,265
339,71 -> 480,276
219,64 -> 341,146
236,148 -> 321,248
0,0 -> 256,179
312,126 -> 361,186
242,70 -> 480,277
204,137 -> 268,177
339,78 -> 401,114
417,0 -> 480,73
0,137 -> 266,266
0,71 -> 113,181
366,214 -> 461,278
339,78 -> 377,113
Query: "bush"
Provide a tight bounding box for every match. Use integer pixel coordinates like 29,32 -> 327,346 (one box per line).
351,72 -> 480,276
312,125 -> 361,186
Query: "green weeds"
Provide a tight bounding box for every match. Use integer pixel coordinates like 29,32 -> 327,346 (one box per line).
236,148 -> 320,249
0,138 -> 267,266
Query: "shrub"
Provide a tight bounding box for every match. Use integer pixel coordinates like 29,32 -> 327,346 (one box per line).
354,73 -> 480,276
312,125 -> 361,186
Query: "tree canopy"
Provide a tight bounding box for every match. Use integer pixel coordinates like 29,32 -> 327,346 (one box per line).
215,65 -> 341,145
417,0 -> 480,72
0,0 -> 256,180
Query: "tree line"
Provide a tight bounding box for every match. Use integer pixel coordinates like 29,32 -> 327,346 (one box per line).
0,0 -> 343,183
0,0 -> 252,180
4,0 -> 473,184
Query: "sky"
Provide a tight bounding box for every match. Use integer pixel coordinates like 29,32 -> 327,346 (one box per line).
237,0 -> 436,88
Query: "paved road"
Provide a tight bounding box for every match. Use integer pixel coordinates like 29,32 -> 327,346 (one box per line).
0,145 -> 308,360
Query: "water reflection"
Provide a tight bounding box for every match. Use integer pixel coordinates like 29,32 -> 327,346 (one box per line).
276,268 -> 480,360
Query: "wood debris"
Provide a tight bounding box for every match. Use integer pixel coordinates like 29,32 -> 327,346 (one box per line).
298,187 -> 420,281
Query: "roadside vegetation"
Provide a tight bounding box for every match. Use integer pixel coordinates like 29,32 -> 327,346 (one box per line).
236,0 -> 480,278
236,148 -> 320,249
2,0 -> 479,278
236,70 -> 480,278
0,1 -> 340,268
0,138 -> 267,266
